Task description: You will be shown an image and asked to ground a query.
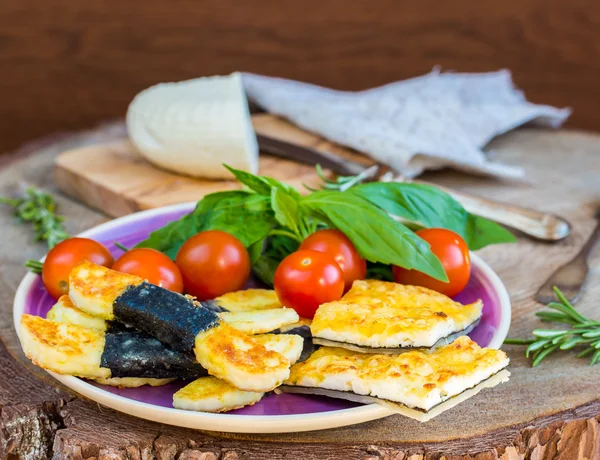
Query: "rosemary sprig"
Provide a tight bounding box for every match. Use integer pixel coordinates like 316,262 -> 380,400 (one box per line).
0,187 -> 70,274
504,287 -> 600,366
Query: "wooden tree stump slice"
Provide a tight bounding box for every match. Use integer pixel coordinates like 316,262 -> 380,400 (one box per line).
0,122 -> 599,459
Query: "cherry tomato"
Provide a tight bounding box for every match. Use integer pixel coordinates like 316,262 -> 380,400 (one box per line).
392,228 -> 471,297
175,230 -> 250,300
42,237 -> 114,299
299,229 -> 367,292
274,249 -> 344,319
113,248 -> 184,293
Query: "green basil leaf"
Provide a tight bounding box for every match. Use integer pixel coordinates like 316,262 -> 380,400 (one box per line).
224,165 -> 273,195
224,165 -> 301,199
467,214 -> 516,251
350,182 -> 515,250
300,191 -> 447,281
252,234 -> 299,287
136,190 -> 276,257
134,212 -> 200,256
365,262 -> 394,281
271,187 -> 300,235
248,238 -> 266,265
252,254 -> 279,287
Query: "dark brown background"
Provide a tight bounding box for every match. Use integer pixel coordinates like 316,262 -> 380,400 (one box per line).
1,0 -> 600,153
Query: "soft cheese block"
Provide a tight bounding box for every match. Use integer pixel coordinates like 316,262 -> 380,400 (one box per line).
126,72 -> 258,179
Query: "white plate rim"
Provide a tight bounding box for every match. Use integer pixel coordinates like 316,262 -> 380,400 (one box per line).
12,201 -> 511,433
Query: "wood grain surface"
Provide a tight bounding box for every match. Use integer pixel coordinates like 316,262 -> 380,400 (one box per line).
1,123 -> 600,458
2,0 -> 600,154
53,114 -> 367,217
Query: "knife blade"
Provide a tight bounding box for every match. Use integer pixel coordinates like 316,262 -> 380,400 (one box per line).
257,134 -> 365,177
535,211 -> 600,304
257,134 -> 572,242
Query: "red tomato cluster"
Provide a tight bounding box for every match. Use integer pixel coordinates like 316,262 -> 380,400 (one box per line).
274,230 -> 366,318
40,227 -> 471,316
41,231 -> 252,300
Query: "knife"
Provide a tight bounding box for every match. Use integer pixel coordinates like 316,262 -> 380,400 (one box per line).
535,210 -> 600,304
257,134 -> 572,242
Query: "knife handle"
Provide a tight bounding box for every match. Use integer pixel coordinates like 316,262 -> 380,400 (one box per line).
433,186 -> 572,242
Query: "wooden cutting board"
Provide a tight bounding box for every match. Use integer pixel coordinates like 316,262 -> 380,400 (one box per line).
54,114 -> 372,217
3,122 -> 600,458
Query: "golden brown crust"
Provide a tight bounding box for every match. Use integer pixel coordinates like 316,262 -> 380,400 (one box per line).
215,289 -> 281,311
311,280 -> 483,348
22,314 -> 101,357
194,323 -> 290,392
286,336 -> 509,406
69,261 -> 143,319
19,314 -> 110,379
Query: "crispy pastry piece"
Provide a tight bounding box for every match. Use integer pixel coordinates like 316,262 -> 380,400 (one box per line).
68,262 -> 291,391
311,280 -> 483,352
281,336 -> 509,422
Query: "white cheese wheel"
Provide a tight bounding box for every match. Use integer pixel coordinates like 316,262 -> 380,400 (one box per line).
126,72 -> 258,179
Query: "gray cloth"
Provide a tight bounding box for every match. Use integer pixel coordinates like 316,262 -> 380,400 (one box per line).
243,70 -> 570,180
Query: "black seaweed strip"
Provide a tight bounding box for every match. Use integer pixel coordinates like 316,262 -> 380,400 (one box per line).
101,330 -> 208,379
113,282 -> 220,353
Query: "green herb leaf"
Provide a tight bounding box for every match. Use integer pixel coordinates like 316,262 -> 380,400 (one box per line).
300,190 -> 447,281
532,329 -> 568,338
135,190 -> 276,258
535,311 -> 577,324
224,165 -> 274,195
365,262 -> 395,282
224,165 -> 301,199
526,338 -> 552,357
271,187 -> 301,238
251,234 -> 300,286
532,344 -> 560,367
506,287 -> 600,367
1,187 -> 70,249
248,238 -> 266,265
350,182 -> 516,250
559,337 -> 582,350
252,254 -> 279,286
504,338 -> 535,345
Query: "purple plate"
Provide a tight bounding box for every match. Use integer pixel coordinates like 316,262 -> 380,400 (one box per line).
15,203 -> 511,432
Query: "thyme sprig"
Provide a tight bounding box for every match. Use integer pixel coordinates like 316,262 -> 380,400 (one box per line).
0,187 -> 70,274
505,287 -> 600,366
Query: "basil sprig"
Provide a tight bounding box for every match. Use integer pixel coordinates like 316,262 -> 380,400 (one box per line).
349,182 -> 515,250
135,166 -> 515,284
136,190 -> 276,259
